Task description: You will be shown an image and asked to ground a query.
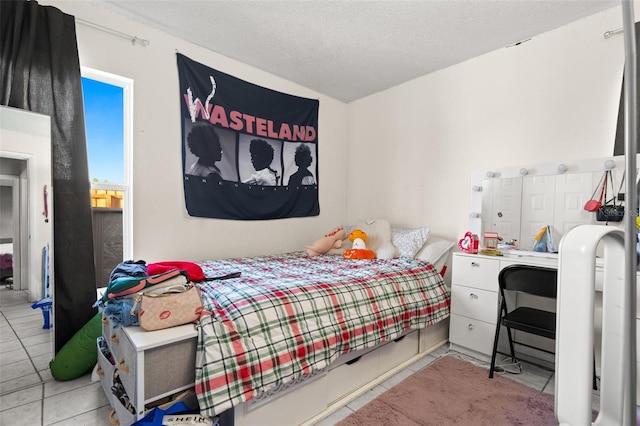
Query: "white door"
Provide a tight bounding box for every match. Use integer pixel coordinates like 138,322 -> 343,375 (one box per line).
553,172 -> 595,242
521,175 -> 556,250
482,177 -> 522,246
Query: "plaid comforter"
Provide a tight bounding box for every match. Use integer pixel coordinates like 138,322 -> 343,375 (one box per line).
194,252 -> 450,416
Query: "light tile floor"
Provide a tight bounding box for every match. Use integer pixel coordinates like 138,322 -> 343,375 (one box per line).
0,286 -> 112,426
0,286 -> 601,426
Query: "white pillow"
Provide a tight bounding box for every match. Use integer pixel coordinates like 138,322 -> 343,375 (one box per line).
416,238 -> 455,270
392,227 -> 430,258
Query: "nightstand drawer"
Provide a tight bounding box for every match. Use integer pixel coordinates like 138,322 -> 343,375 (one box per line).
450,314 -> 495,356
450,285 -> 499,324
452,255 -> 499,292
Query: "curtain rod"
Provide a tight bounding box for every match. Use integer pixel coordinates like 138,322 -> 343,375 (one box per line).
604,27 -> 624,38
75,18 -> 149,47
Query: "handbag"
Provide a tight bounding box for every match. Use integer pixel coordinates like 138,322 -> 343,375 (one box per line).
137,285 -> 203,331
596,171 -> 625,223
584,172 -> 607,212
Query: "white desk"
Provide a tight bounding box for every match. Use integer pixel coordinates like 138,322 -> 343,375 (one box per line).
449,251 -> 639,398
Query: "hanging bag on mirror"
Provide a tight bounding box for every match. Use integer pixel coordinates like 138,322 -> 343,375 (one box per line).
596,171 -> 625,222
584,172 -> 607,212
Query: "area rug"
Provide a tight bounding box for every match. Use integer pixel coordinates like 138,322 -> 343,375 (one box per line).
337,355 -> 557,426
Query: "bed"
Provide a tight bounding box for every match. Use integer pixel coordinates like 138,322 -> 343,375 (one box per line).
193,243 -> 452,422
98,232 -> 454,426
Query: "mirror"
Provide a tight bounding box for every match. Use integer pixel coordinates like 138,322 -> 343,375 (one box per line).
0,106 -> 53,342
470,155 -> 634,252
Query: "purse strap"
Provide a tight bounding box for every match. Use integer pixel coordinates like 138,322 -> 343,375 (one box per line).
616,171 -> 626,205
590,172 -> 606,201
604,170 -> 626,206
599,172 -> 608,204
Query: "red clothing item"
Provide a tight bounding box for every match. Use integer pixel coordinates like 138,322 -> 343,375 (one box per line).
147,261 -> 205,282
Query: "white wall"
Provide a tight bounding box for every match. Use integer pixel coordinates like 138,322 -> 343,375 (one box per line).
43,0 -> 349,262
41,2 -> 636,258
347,6 -> 629,244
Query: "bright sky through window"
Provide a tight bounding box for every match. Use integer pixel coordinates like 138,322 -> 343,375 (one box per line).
82,77 -> 124,184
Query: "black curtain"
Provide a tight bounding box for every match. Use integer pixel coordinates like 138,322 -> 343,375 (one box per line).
1,0 -> 97,353
613,21 -> 640,155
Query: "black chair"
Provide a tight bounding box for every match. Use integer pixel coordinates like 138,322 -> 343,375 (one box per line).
488,264 -> 597,389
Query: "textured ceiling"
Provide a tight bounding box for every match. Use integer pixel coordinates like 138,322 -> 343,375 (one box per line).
94,0 -> 620,103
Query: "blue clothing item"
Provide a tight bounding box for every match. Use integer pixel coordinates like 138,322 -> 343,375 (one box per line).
102,298 -> 139,328
110,260 -> 147,282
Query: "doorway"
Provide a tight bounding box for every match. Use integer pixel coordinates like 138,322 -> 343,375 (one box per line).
0,106 -> 53,307
0,159 -> 27,292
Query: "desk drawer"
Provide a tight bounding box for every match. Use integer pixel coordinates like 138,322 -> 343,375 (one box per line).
450,285 -> 498,324
452,255 -> 499,292
449,313 -> 495,356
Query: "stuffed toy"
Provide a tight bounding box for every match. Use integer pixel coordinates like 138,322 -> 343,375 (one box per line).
343,229 -> 376,260
305,227 -> 346,256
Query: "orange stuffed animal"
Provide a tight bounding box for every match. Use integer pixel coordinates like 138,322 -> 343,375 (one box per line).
343,229 -> 376,260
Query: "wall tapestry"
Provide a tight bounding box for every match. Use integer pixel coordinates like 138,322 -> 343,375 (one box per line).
177,53 -> 319,220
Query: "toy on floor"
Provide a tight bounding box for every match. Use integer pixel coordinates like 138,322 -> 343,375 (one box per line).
343,229 -> 376,260
49,312 -> 102,381
31,297 -> 52,329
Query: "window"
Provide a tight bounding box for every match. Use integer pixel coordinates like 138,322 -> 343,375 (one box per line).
81,68 -> 133,266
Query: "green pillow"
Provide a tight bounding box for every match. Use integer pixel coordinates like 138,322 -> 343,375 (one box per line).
49,312 -> 102,381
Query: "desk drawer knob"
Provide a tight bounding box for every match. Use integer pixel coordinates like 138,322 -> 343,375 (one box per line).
471,262 -> 479,267
468,324 -> 474,330
469,293 -> 478,299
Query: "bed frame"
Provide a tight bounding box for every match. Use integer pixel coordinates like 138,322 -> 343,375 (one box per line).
98,315 -> 449,426
98,237 -> 455,425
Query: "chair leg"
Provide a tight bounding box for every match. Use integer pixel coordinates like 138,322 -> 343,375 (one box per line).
489,320 -> 502,379
505,326 -> 516,360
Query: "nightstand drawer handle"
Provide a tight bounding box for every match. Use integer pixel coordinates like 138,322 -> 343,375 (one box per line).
117,359 -> 129,373
468,324 -> 474,330
96,365 -> 104,377
110,334 -> 119,344
101,316 -> 109,324
470,262 -> 480,267
109,408 -> 120,425
469,293 -> 478,299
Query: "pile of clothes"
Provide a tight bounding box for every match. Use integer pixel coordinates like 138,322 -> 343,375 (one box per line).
95,260 -> 206,328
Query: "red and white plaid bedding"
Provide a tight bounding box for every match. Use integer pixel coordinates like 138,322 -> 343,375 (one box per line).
194,252 -> 450,416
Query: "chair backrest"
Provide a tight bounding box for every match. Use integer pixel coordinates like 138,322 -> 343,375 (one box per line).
498,264 -> 557,299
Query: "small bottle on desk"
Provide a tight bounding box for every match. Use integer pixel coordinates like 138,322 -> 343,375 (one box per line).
472,234 -> 479,254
